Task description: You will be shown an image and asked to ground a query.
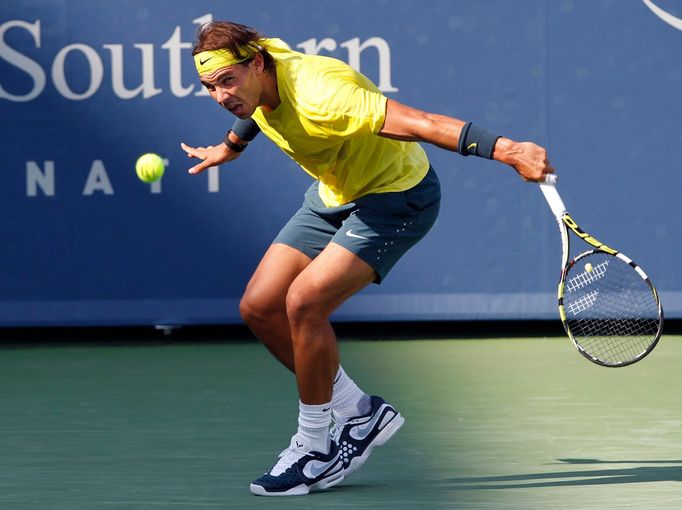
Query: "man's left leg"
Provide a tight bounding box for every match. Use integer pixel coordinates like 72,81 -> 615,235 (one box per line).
287,244 -> 405,480
286,243 -> 376,404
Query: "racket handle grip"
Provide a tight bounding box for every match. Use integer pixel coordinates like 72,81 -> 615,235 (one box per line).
539,173 -> 567,219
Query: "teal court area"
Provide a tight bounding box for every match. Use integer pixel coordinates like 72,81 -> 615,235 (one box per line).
2,335 -> 681,509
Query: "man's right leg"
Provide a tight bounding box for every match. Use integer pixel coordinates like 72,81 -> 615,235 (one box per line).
239,242 -> 311,372
241,243 -> 347,496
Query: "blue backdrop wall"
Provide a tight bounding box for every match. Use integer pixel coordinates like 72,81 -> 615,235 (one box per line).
1,0 -> 680,326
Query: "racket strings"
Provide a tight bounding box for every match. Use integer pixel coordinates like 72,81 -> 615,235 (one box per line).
568,318 -> 659,364
565,260 -> 609,293
563,253 -> 661,366
565,290 -> 599,316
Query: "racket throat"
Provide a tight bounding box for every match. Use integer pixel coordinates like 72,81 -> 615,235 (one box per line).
562,215 -> 617,255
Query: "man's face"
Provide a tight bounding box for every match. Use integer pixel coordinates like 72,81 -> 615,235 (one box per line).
200,58 -> 262,118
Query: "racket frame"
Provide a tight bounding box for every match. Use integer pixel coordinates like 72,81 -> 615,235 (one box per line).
539,176 -> 664,367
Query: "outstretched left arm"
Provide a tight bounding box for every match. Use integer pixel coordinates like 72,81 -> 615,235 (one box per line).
379,98 -> 553,182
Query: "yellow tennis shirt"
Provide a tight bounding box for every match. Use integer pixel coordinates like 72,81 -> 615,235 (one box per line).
250,45 -> 429,207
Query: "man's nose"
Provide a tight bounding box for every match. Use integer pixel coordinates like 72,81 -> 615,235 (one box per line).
215,87 -> 231,103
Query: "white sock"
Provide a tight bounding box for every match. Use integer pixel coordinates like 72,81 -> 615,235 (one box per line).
294,400 -> 332,454
332,366 -> 371,423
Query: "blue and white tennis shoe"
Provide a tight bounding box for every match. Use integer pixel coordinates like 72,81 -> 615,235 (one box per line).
332,395 -> 405,477
249,437 -> 345,496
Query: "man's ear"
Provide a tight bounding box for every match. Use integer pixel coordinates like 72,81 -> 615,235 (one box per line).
252,52 -> 265,73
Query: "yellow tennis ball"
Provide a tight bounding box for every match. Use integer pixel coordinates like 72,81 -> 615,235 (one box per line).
585,263 -> 593,273
135,153 -> 165,183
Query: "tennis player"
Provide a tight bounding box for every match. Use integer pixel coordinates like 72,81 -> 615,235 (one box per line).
181,21 -> 553,496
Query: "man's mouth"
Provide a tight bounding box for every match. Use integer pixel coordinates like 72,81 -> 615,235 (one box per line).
223,102 -> 243,115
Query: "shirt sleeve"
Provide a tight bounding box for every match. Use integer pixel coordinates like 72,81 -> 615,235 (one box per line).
294,65 -> 388,140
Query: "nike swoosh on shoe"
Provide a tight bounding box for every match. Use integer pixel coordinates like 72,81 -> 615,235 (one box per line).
349,404 -> 395,441
302,456 -> 342,479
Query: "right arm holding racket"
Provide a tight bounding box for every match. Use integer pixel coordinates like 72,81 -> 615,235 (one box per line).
378,98 -> 554,183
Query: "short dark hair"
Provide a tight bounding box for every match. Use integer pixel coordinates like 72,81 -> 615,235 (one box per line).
193,21 -> 275,71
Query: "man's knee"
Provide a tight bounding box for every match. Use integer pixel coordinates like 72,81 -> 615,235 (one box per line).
239,286 -> 285,327
285,283 -> 328,327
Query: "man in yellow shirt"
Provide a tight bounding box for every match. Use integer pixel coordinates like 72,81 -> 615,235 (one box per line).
182,21 -> 553,496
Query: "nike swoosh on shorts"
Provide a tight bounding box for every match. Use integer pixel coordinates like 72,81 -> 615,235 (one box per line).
345,229 -> 368,240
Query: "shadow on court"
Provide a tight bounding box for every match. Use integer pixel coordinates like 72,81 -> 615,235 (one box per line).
444,459 -> 682,489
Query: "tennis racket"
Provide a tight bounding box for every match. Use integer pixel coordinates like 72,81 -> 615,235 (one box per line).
539,174 -> 663,367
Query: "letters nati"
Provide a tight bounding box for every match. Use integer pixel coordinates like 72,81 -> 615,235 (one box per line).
24,159 -> 223,197
0,14 -> 398,102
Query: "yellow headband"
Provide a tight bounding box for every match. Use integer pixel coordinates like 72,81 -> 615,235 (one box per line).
194,42 -> 262,77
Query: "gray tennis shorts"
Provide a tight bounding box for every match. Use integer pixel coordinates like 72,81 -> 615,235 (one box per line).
273,166 -> 441,283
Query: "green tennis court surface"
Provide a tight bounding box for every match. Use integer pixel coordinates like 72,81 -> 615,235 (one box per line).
2,335 -> 681,509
